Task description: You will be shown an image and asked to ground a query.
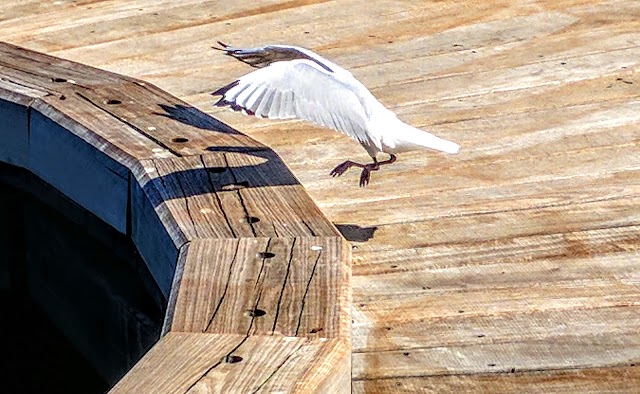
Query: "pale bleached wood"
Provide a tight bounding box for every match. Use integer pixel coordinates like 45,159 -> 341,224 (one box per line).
168,237 -> 351,338
109,332 -> 350,394
74,81 -> 265,156
353,332 -> 640,380
353,365 -> 640,394
3,0 -> 640,392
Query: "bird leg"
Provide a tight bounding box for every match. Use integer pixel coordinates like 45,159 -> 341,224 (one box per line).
330,154 -> 397,187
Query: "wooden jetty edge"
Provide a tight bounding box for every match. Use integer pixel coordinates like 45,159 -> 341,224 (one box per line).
0,41 -> 352,393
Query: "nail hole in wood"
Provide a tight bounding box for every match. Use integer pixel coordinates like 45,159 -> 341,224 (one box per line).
225,355 -> 243,364
245,309 -> 266,317
59,95 -> 66,100
310,327 -> 323,334
171,137 -> 189,143
488,363 -> 496,367
257,252 -> 275,259
222,181 -> 249,191
51,77 -> 67,83
246,216 -> 260,224
104,99 -> 122,105
477,334 -> 486,338
206,167 -> 226,174
403,352 -> 410,356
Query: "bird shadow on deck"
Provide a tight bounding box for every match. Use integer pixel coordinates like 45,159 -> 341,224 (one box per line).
139,148 -> 303,207
140,103 -> 302,204
334,224 -> 378,242
153,103 -> 241,135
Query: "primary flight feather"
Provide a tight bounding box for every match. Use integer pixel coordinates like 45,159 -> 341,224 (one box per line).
211,41 -> 460,186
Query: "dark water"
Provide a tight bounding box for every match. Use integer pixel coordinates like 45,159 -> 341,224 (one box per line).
0,163 -> 166,393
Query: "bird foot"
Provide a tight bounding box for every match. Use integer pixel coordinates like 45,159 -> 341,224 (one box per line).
330,155 -> 396,187
330,160 -> 379,187
330,160 -> 359,177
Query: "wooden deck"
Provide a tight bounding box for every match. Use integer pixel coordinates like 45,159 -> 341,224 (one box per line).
2,0 -> 639,392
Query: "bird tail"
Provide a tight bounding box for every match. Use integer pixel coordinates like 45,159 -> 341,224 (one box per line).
395,122 -> 460,154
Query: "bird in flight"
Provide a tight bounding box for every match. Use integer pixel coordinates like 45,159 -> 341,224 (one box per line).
211,41 -> 460,186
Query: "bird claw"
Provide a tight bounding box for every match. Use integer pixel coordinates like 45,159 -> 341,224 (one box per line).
359,168 -> 371,187
330,161 -> 354,177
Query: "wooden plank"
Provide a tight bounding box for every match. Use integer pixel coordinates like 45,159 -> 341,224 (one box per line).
167,237 -> 351,338
0,41 -> 264,162
132,151 -> 339,243
352,223 -> 640,283
3,0 -> 640,392
352,365 -> 640,394
109,332 -> 351,394
74,81 -> 265,156
0,41 -> 128,89
32,93 -> 175,170
347,194 -> 640,255
352,332 -> 640,380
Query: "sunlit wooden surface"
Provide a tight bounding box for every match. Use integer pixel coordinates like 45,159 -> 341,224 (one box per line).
2,0 -> 639,391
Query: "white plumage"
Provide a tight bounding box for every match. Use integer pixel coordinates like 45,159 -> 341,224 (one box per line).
212,42 -> 460,186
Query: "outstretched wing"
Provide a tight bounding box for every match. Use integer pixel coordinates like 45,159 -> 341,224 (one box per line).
212,59 -> 371,145
213,41 -> 341,73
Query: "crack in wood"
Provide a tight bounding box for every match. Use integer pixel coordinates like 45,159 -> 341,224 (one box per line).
173,169 -> 200,238
251,340 -> 306,393
352,361 -> 640,382
199,155 -> 237,238
204,241 -> 241,332
245,238 -> 273,337
183,335 -> 252,393
301,218 -> 317,236
75,91 -> 182,156
151,160 -> 166,189
271,238 -> 297,335
224,153 -> 257,237
0,75 -> 55,95
295,251 -> 322,336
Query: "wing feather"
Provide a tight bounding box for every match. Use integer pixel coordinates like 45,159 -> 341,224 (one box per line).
213,60 -> 370,144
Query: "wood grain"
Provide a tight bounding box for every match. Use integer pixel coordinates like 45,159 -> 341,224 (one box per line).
3,0 -> 640,392
168,237 -> 351,338
353,365 -> 640,394
109,332 -> 350,394
0,40 -> 351,391
133,151 -> 339,243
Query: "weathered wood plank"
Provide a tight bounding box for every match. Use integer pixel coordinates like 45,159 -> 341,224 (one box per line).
109,332 -> 351,394
0,41 -> 265,161
168,237 -> 351,338
353,333 -> 640,380
74,81 -> 265,156
133,151 -> 339,243
32,93 -> 175,169
3,0 -> 640,392
352,365 -> 640,394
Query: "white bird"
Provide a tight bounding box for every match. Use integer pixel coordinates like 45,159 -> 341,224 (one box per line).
211,41 -> 460,186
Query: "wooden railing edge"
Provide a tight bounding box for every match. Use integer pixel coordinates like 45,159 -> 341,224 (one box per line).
0,42 -> 352,393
